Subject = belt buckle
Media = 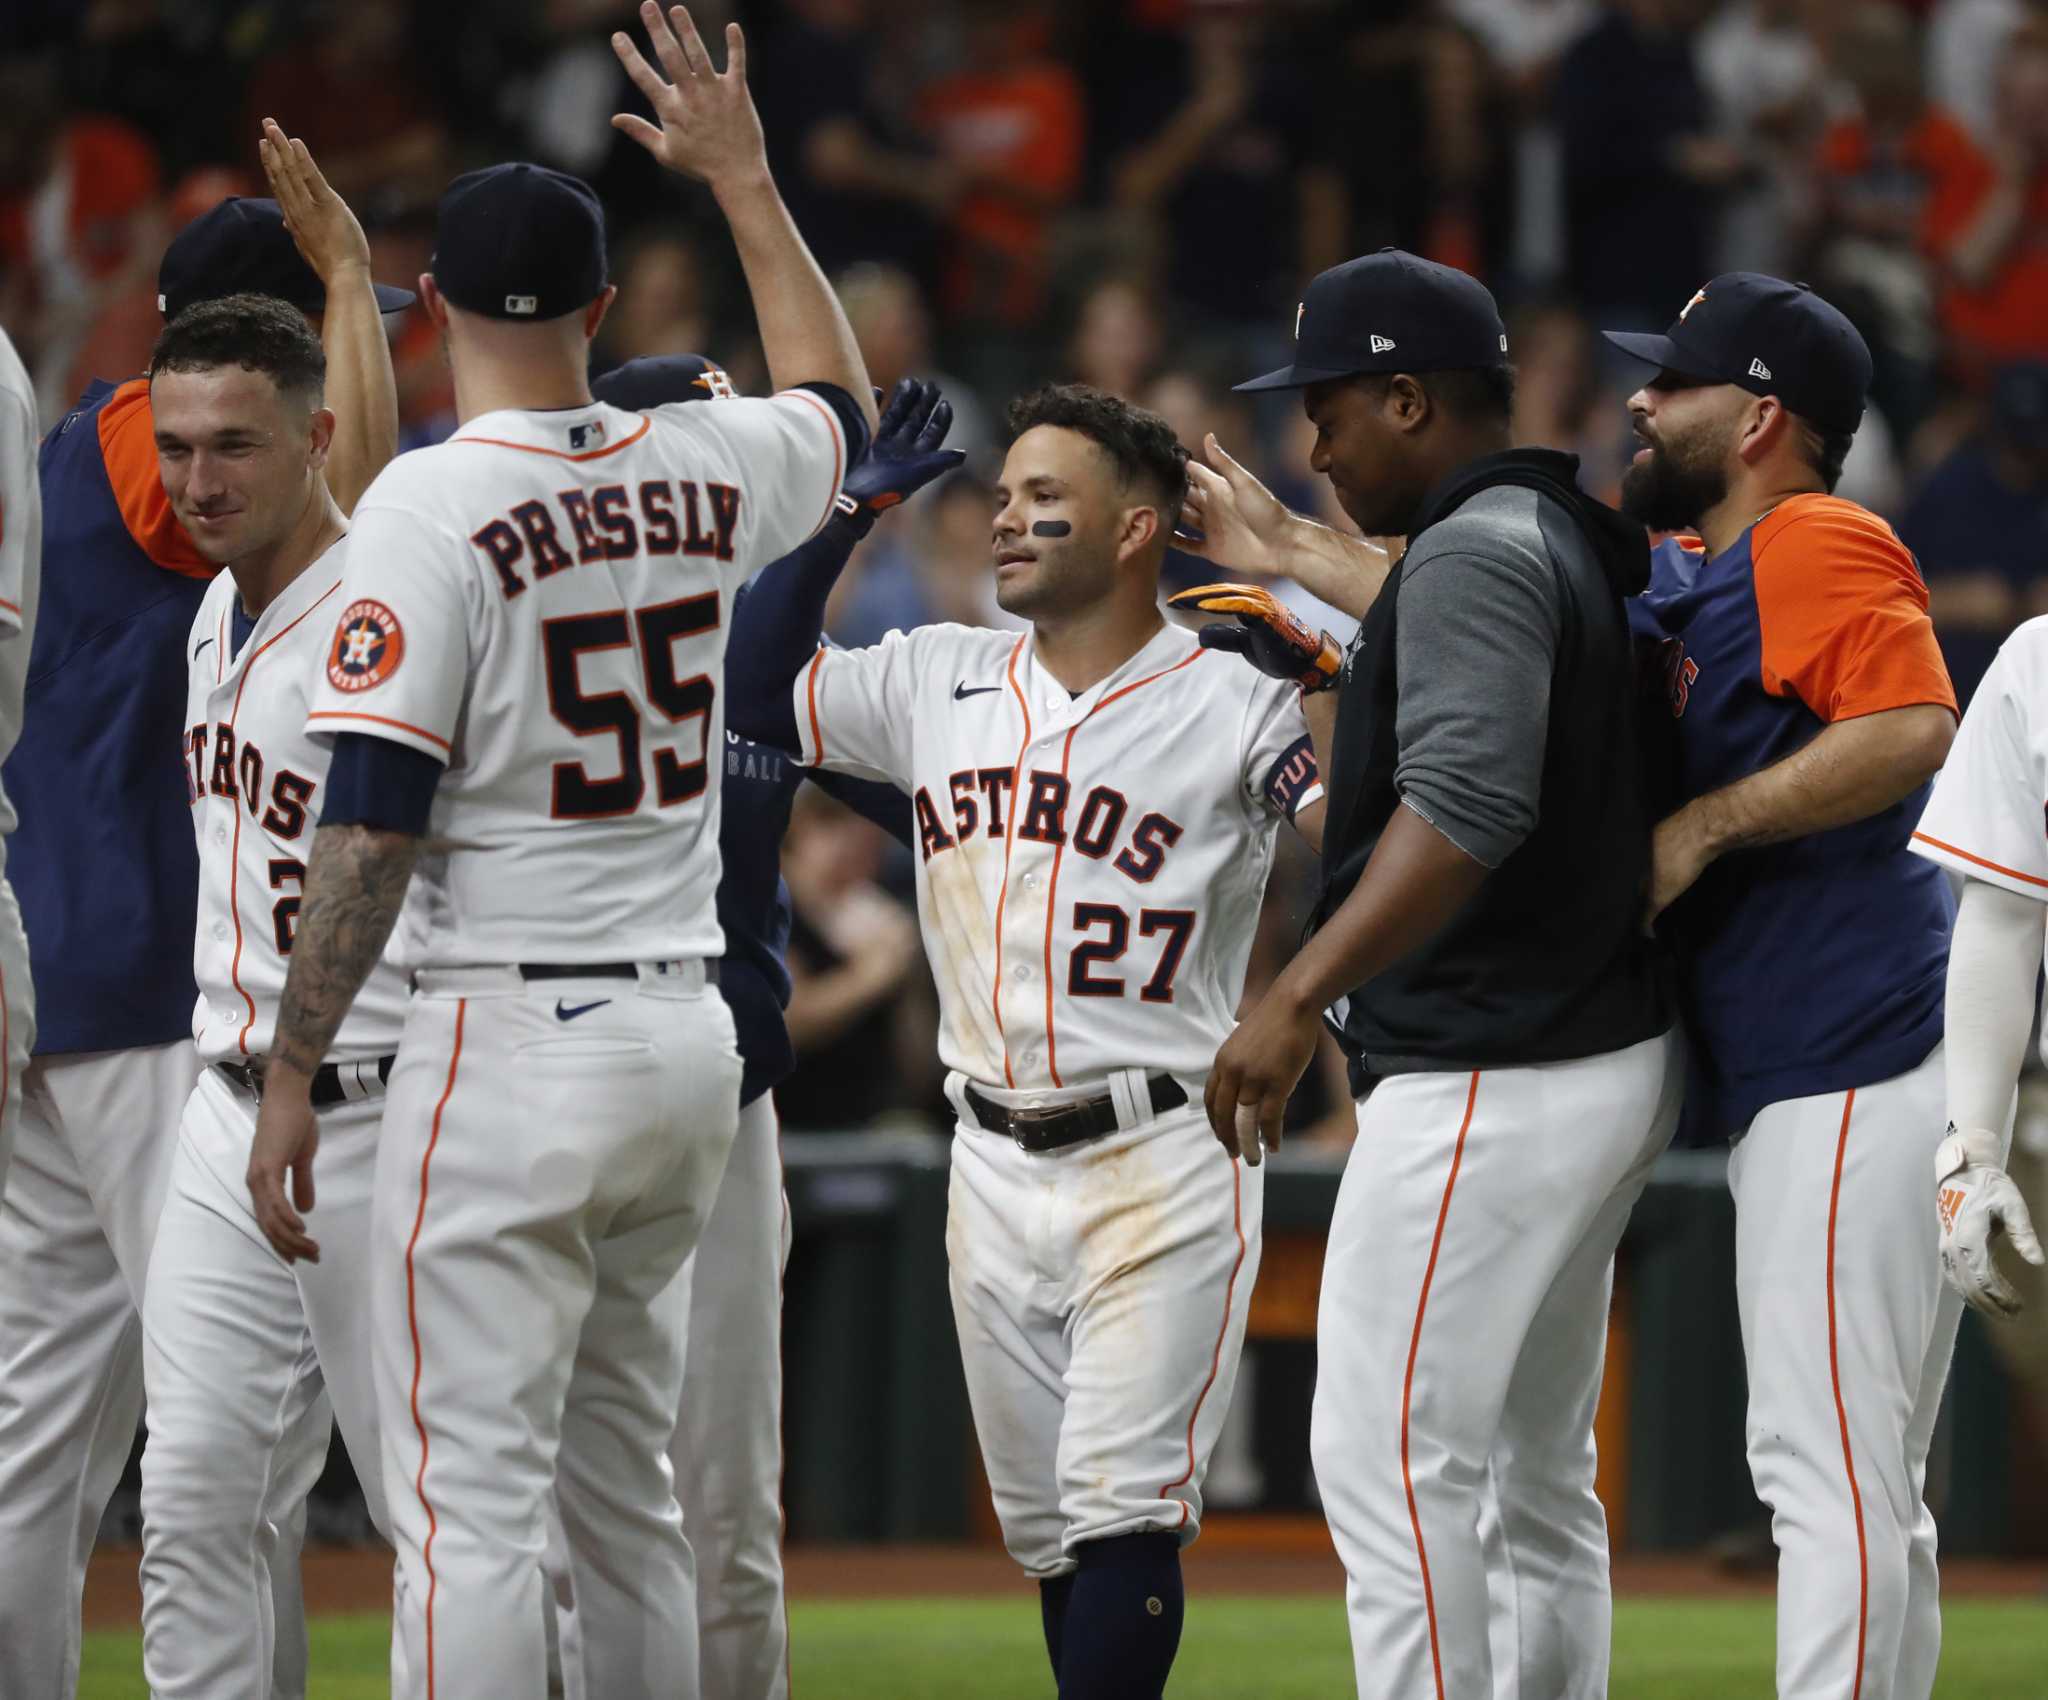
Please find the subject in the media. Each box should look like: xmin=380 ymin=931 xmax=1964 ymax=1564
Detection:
xmin=1005 ymin=1102 xmax=1068 ymax=1149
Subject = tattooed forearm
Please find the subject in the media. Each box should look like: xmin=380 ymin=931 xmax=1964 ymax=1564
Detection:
xmin=269 ymin=823 xmax=420 ymax=1077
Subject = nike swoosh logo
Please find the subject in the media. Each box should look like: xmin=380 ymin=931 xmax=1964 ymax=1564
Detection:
xmin=555 ymin=998 xmax=612 ymax=1022
xmin=194 ymin=637 xmax=216 ymax=658
xmin=953 ymin=682 xmax=1002 ymax=700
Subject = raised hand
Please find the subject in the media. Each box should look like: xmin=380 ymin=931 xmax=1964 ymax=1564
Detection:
xmin=258 ymin=118 xmax=371 ymax=286
xmin=836 ymin=377 xmax=966 ymax=531
xmin=611 ymin=2 xmax=768 ymax=194
xmin=1176 ymin=434 xmax=1296 ymax=577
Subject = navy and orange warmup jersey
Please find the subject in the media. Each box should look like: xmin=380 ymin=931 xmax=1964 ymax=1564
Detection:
xmin=5 ymin=378 xmax=218 ymax=1054
xmin=1630 ymin=494 xmax=1957 ymax=1134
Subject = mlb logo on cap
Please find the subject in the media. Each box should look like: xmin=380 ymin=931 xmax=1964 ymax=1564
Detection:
xmin=431 ymin=163 xmax=609 ymax=323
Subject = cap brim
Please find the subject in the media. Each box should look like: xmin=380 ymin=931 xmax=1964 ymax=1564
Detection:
xmin=373 ymin=282 xmax=417 ymax=314
xmin=1232 ymin=362 xmax=1360 ymax=394
xmin=1600 ymin=330 xmax=1714 ymax=380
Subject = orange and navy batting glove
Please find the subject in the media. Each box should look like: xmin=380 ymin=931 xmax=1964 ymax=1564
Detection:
xmin=1167 ymin=582 xmax=1342 ymax=694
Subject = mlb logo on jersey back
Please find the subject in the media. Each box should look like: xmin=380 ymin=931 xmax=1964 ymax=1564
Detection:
xmin=569 ymin=419 xmax=607 ymax=451
xmin=327 ymin=600 xmax=404 ymax=693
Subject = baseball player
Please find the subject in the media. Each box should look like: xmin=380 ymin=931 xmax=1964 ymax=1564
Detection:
xmin=0 ymin=129 xmax=406 ymax=1700
xmin=727 ymin=379 xmax=1325 ymax=1700
xmin=1610 ymin=276 xmax=1960 ymax=1699
xmin=1910 ymin=624 xmax=2048 ymax=1322
xmin=242 ymin=11 xmax=877 ymax=1694
xmin=0 ymin=323 xmax=40 ymax=1192
xmin=590 ymin=354 xmax=955 ymax=1700
xmin=1197 ymin=252 xmax=1679 ymax=1700
xmin=131 ymin=293 xmax=417 ymax=1698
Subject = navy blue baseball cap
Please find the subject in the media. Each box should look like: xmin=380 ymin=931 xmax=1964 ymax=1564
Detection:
xmin=590 ymin=354 xmax=738 ymax=410
xmin=1604 ymin=274 xmax=1873 ymax=436
xmin=432 ymin=163 xmax=607 ymax=321
xmin=1990 ymin=360 xmax=2048 ymax=450
xmin=1236 ymin=249 xmax=1509 ymax=392
xmin=158 ymin=197 xmax=415 ymax=322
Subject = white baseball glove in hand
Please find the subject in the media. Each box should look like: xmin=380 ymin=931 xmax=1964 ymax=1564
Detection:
xmin=1935 ymin=1124 xmax=2045 ymax=1317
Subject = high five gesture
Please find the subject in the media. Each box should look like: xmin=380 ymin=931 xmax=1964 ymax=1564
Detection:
xmin=612 ymin=3 xmax=768 ymax=193
xmin=610 ymin=0 xmax=874 ymax=427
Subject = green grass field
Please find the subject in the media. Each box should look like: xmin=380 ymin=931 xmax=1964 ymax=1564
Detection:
xmin=79 ymin=1597 xmax=2048 ymax=1698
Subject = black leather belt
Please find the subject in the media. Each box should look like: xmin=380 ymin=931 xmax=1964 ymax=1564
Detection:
xmin=518 ymin=961 xmax=719 ymax=983
xmin=217 ymin=1054 xmax=395 ymax=1110
xmin=963 ymin=1074 xmax=1188 ymax=1153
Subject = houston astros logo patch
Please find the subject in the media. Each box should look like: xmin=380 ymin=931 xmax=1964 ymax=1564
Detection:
xmin=328 ymin=600 xmax=404 ymax=692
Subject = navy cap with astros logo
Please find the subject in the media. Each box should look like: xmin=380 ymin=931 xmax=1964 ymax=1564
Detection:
xmin=1235 ymin=248 xmax=1509 ymax=393
xmin=431 ymin=163 xmax=608 ymax=322
xmin=157 ymin=197 xmax=415 ymax=322
xmin=1603 ymin=274 xmax=1873 ymax=436
xmin=590 ymin=354 xmax=739 ymax=411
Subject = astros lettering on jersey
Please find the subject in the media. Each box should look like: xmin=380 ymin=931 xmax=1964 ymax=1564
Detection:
xmin=300 ymin=390 xmax=848 ymax=968
xmin=794 ymin=619 xmax=1322 ymax=1088
xmin=185 ymin=540 xmax=410 ymax=1069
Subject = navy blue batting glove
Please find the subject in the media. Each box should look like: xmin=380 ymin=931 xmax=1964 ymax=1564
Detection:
xmin=833 ymin=377 xmax=966 ymax=536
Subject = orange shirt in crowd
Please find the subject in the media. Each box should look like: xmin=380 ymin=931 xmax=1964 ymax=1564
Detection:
xmin=917 ymin=62 xmax=1085 ymax=326
xmin=1814 ymin=108 xmax=1990 ymax=260
xmin=0 ymin=117 xmax=160 ymax=286
xmin=1941 ymin=168 xmax=2048 ymax=366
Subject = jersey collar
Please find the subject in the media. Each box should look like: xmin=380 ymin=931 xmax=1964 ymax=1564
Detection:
xmin=1017 ymin=619 xmax=1195 ymax=721
xmin=210 ymin=535 xmax=349 ymax=679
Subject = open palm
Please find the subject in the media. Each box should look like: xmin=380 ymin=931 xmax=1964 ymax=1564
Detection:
xmin=611 ymin=2 xmax=767 ymax=191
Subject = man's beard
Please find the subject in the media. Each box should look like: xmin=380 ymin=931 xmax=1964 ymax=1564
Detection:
xmin=1619 ymin=431 xmax=1729 ymax=534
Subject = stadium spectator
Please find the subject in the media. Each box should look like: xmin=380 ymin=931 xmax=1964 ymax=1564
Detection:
xmin=1093 ymin=0 xmax=1322 ymax=336
xmin=1899 ymin=361 xmax=2048 ymax=703
xmin=836 ymin=263 xmax=997 ymax=470
xmin=0 ymin=55 xmax=163 ymax=420
xmin=1927 ymin=0 xmax=2031 ymax=141
xmin=915 ymin=0 xmax=1086 ymax=330
xmin=593 ymin=228 xmax=718 ymax=374
xmin=238 ymin=0 xmax=446 ymax=206
xmin=1938 ymin=5 xmax=2048 ymax=375
xmin=778 ymin=788 xmax=934 ymax=1132
xmin=1555 ymin=0 xmax=1743 ymax=333
xmin=1506 ymin=300 xmax=1629 ymax=493
xmin=1808 ymin=1 xmax=1990 ymax=437
xmin=752 ymin=0 xmax=953 ymax=286
xmin=1304 ymin=1 xmax=1508 ymax=281
xmin=1453 ymin=0 xmax=1596 ymax=290
xmin=1696 ymin=0 xmax=1829 ymax=273
xmin=1064 ymin=272 xmax=1166 ymax=401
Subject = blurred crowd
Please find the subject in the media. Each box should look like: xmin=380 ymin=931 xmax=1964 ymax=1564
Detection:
xmin=3 ymin=0 xmax=2044 ymax=1133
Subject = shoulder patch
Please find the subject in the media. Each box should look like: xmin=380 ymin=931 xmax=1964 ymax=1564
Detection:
xmin=328 ymin=599 xmax=405 ymax=692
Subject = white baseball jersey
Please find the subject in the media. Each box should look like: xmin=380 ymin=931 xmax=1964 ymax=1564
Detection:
xmin=794 ymin=620 xmax=1321 ymax=1087
xmin=185 ymin=541 xmax=410 ymax=1068
xmin=302 ymin=393 xmax=848 ymax=969
xmin=0 ymin=327 xmax=42 ymax=859
xmin=1912 ymin=616 xmax=2048 ymax=972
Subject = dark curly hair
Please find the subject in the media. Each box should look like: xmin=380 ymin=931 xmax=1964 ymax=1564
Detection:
xmin=1007 ymin=383 xmax=1190 ymax=529
xmin=149 ymin=293 xmax=325 ymax=407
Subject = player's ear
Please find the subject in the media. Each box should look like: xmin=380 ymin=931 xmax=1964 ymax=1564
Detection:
xmin=419 ymin=273 xmax=449 ymax=333
xmin=305 ymin=406 xmax=337 ymax=471
xmin=584 ymin=284 xmax=619 ymax=344
xmin=1117 ymin=501 xmax=1162 ymax=565
xmin=1737 ymin=394 xmax=1788 ymax=467
xmin=1383 ymin=374 xmax=1429 ymax=435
